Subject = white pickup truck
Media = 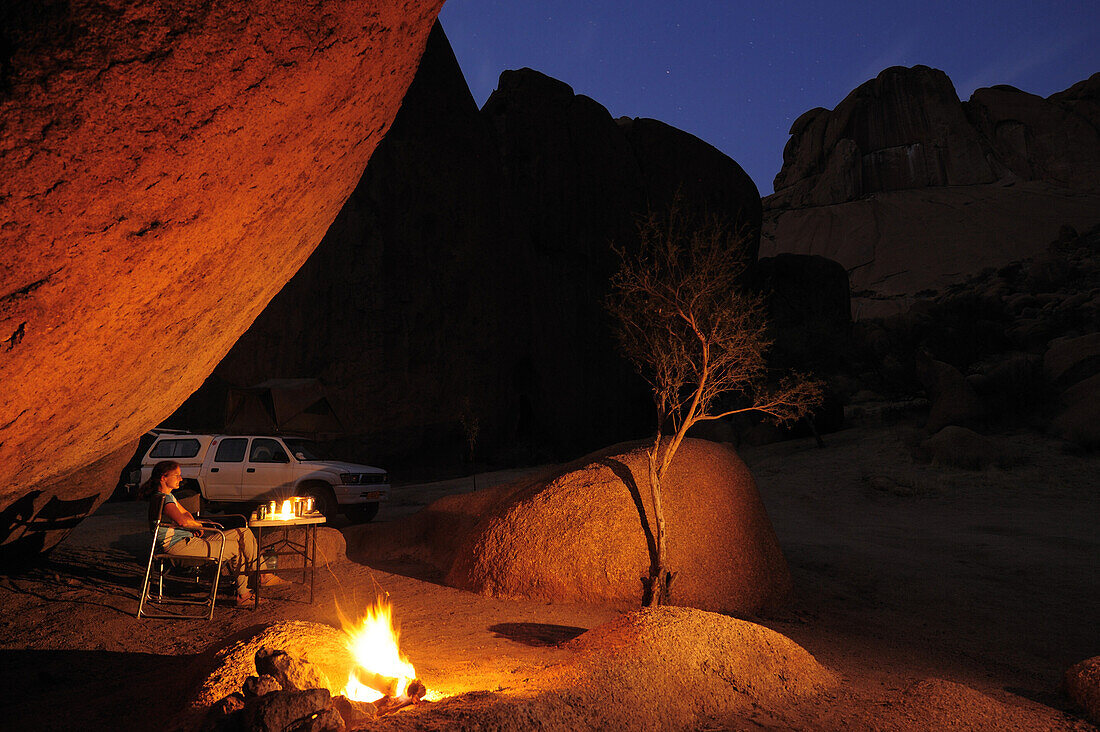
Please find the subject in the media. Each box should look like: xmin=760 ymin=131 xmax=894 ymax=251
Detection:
xmin=136 ymin=432 xmax=389 ymax=522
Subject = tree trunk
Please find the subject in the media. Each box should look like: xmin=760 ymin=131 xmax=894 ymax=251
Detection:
xmin=644 ymin=438 xmax=670 ymax=606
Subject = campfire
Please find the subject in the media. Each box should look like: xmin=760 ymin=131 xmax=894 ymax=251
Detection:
xmin=203 ymin=601 xmax=429 ymax=729
xmin=339 ymin=599 xmax=427 ymax=717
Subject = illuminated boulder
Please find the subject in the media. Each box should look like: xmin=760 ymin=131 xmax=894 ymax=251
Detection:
xmin=0 ymin=0 xmax=443 ymax=561
xmin=444 ymin=439 xmax=792 ymax=615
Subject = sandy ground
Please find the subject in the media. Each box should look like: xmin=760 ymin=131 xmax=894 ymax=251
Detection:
xmin=0 ymin=423 xmax=1096 ymax=730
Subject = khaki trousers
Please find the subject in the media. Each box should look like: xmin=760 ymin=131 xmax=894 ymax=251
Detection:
xmin=166 ymin=527 xmax=259 ymax=595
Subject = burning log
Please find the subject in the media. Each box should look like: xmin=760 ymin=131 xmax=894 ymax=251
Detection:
xmin=404 ymin=679 xmax=427 ymax=701
xmin=371 ymin=678 xmax=427 ymax=716
xmin=350 ymin=669 xmax=403 ymax=698
xmin=332 ymin=679 xmax=426 ymax=726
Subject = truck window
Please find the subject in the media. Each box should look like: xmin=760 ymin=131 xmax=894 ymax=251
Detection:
xmin=282 ymin=438 xmax=324 ymax=460
xmin=149 ymin=438 xmax=201 ymax=459
xmin=214 ymin=438 xmax=247 ymax=463
xmin=249 ymin=438 xmax=288 ymax=463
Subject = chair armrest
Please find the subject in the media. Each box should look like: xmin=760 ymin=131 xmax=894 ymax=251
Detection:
xmin=221 ymin=513 xmax=250 ymax=528
xmin=201 ymin=513 xmax=249 ymax=529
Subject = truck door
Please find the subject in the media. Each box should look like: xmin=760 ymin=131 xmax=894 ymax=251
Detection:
xmin=241 ymin=437 xmax=294 ymax=500
xmin=204 ymin=437 xmax=248 ymax=500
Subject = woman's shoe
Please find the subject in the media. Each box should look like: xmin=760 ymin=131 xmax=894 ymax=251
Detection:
xmin=235 ymin=592 xmax=260 ymax=607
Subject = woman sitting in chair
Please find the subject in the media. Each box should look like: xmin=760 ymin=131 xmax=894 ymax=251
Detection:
xmin=141 ymin=460 xmax=278 ymax=607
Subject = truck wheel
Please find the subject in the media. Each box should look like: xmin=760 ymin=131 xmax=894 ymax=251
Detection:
xmin=343 ymin=503 xmax=380 ymax=524
xmin=302 ymin=486 xmax=337 ymax=520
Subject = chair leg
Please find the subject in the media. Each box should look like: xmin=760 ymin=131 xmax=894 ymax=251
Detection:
xmin=208 ymin=562 xmax=221 ymax=620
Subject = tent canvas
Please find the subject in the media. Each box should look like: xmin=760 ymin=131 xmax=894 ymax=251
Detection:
xmin=224 ymin=379 xmax=343 ymax=437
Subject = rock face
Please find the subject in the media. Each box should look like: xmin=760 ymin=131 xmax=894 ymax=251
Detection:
xmin=915 ymin=355 xmax=985 ymax=433
xmin=190 ymin=22 xmax=519 ymax=463
xmin=1052 ymin=373 xmax=1100 ymax=449
xmin=754 ymin=254 xmax=851 ymax=434
xmin=187 ymin=27 xmax=762 ymax=465
xmin=970 ymin=83 xmax=1100 ymax=193
xmin=771 ymin=66 xmax=996 ymax=207
xmin=444 ymin=439 xmax=792 ymax=614
xmin=1043 ymin=333 xmax=1100 ymax=388
xmin=763 ymin=67 xmax=1100 ymax=314
xmin=0 ymin=0 xmax=444 ymax=562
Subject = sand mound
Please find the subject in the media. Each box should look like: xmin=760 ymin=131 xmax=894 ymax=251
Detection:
xmin=443 ymin=439 xmax=792 ymax=614
xmin=365 ymin=606 xmax=834 ymax=731
xmin=187 ymin=621 xmax=353 ymax=721
xmin=894 ymin=678 xmax=1057 ymax=730
xmin=554 ymin=606 xmax=835 ymax=724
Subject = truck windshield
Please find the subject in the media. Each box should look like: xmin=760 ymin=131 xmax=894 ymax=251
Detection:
xmin=282 ymin=438 xmax=325 ymax=461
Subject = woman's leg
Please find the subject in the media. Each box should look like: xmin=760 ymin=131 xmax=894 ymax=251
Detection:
xmin=230 ymin=527 xmax=259 ymax=570
xmin=219 ymin=528 xmax=261 ymax=597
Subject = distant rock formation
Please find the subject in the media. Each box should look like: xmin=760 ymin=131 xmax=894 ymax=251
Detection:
xmin=0 ymin=0 xmax=444 ymax=562
xmin=844 ymin=223 xmax=1100 ymax=443
xmin=763 ymin=66 xmax=1100 ymax=316
xmin=188 ymin=24 xmax=762 ymax=464
xmin=771 ymin=66 xmax=996 ymax=207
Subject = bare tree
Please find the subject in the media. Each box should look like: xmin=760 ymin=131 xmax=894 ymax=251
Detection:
xmin=607 ymin=203 xmax=823 ymax=606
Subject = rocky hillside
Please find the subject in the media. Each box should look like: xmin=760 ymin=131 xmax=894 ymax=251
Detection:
xmin=176 ymin=24 xmax=763 ymax=466
xmin=762 ymin=66 xmax=1100 ymax=316
xmin=844 ymin=223 xmax=1100 ymax=450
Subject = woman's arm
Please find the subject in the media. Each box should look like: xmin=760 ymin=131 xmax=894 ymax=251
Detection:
xmin=163 ymin=500 xmax=204 ymax=535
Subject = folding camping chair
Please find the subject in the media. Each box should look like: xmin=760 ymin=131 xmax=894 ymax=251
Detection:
xmin=137 ymin=499 xmax=229 ymax=620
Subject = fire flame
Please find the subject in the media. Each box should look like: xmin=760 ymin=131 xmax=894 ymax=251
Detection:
xmin=340 ymin=600 xmax=416 ymax=703
xmin=271 ymin=499 xmax=295 ymax=520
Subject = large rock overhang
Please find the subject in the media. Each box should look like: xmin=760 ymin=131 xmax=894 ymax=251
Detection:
xmin=0 ymin=0 xmax=444 ymax=560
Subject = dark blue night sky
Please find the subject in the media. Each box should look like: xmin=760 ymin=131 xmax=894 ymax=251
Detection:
xmin=439 ymin=1 xmax=1100 ymax=194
